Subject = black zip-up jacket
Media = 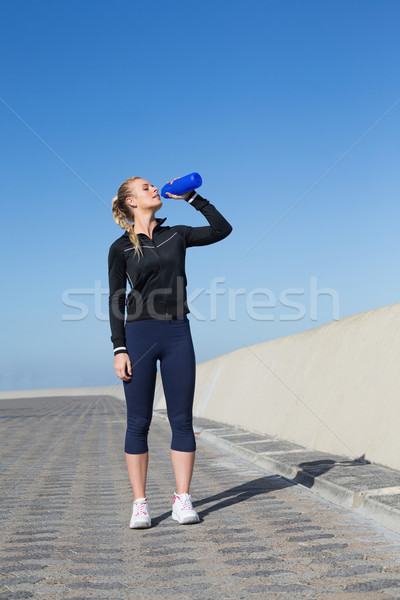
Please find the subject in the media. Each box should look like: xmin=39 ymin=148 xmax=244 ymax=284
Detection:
xmin=108 ymin=191 xmax=233 ymax=355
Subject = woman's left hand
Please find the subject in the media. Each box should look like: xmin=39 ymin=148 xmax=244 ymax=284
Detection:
xmin=165 ymin=177 xmax=193 ymax=200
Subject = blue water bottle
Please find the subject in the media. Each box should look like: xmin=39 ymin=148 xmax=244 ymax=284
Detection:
xmin=161 ymin=172 xmax=202 ymax=198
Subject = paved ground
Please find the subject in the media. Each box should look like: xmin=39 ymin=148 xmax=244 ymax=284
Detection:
xmin=183 ymin=412 xmax=400 ymax=535
xmin=1 ymin=394 xmax=400 ymax=599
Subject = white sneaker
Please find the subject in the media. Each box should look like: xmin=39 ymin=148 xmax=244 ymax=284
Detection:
xmin=129 ymin=497 xmax=151 ymax=529
xmin=172 ymin=492 xmax=200 ymax=524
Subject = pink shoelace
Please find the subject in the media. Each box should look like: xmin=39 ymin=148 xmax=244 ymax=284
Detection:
xmin=134 ymin=500 xmax=148 ymax=516
xmin=176 ymin=493 xmax=192 ymax=511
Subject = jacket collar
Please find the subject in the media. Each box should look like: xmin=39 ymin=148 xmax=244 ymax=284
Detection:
xmin=124 ymin=217 xmax=167 ymax=237
xmin=144 ymin=216 xmax=167 ymax=234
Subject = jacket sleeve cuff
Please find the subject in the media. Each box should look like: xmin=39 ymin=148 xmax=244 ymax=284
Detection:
xmin=114 ymin=346 xmax=128 ymax=356
xmin=185 ymin=190 xmax=208 ymax=209
xmin=112 ymin=337 xmax=127 ymax=355
xmin=185 ymin=190 xmax=198 ymax=203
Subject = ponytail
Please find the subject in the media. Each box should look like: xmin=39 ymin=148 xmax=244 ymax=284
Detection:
xmin=111 ymin=178 xmax=143 ymax=259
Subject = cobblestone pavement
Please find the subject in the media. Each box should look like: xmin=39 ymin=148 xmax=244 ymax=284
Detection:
xmin=1 ymin=394 xmax=400 ymax=600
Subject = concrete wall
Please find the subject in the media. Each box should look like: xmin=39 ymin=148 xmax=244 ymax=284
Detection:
xmin=156 ymin=302 xmax=400 ymax=471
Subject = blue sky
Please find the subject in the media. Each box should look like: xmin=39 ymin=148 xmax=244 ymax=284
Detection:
xmin=1 ymin=0 xmax=399 ymax=391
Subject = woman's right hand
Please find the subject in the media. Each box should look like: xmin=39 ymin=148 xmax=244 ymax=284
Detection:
xmin=114 ymin=353 xmax=132 ymax=381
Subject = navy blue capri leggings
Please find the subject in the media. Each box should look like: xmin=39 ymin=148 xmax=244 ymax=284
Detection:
xmin=123 ymin=316 xmax=196 ymax=454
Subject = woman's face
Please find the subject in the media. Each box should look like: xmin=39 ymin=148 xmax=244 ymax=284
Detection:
xmin=127 ymin=178 xmax=162 ymax=213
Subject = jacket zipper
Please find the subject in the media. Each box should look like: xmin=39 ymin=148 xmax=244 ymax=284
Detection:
xmin=152 ymin=238 xmax=169 ymax=316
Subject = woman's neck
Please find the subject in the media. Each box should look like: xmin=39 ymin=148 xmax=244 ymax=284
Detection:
xmin=133 ymin=212 xmax=158 ymax=239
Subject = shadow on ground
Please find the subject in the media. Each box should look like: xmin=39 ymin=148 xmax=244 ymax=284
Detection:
xmin=293 ymin=454 xmax=371 ymax=489
xmin=151 ymin=475 xmax=294 ymax=526
xmin=152 ymin=456 xmax=373 ymax=526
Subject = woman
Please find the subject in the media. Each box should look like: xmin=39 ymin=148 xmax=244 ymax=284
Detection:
xmin=108 ymin=176 xmax=232 ymax=529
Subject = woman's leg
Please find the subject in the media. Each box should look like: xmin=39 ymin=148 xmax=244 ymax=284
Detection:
xmin=125 ymin=452 xmax=149 ymax=500
xmin=160 ymin=317 xmax=197 ymax=494
xmin=123 ymin=320 xmax=160 ymax=500
xmin=170 ymin=449 xmax=195 ymax=494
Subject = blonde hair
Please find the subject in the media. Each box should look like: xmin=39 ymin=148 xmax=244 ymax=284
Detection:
xmin=112 ymin=176 xmax=143 ymax=259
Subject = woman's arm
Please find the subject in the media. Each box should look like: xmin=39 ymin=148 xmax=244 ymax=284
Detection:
xmin=176 ymin=191 xmax=233 ymax=247
xmin=108 ymin=241 xmax=128 ymax=356
xmin=108 ymin=242 xmax=133 ymax=381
